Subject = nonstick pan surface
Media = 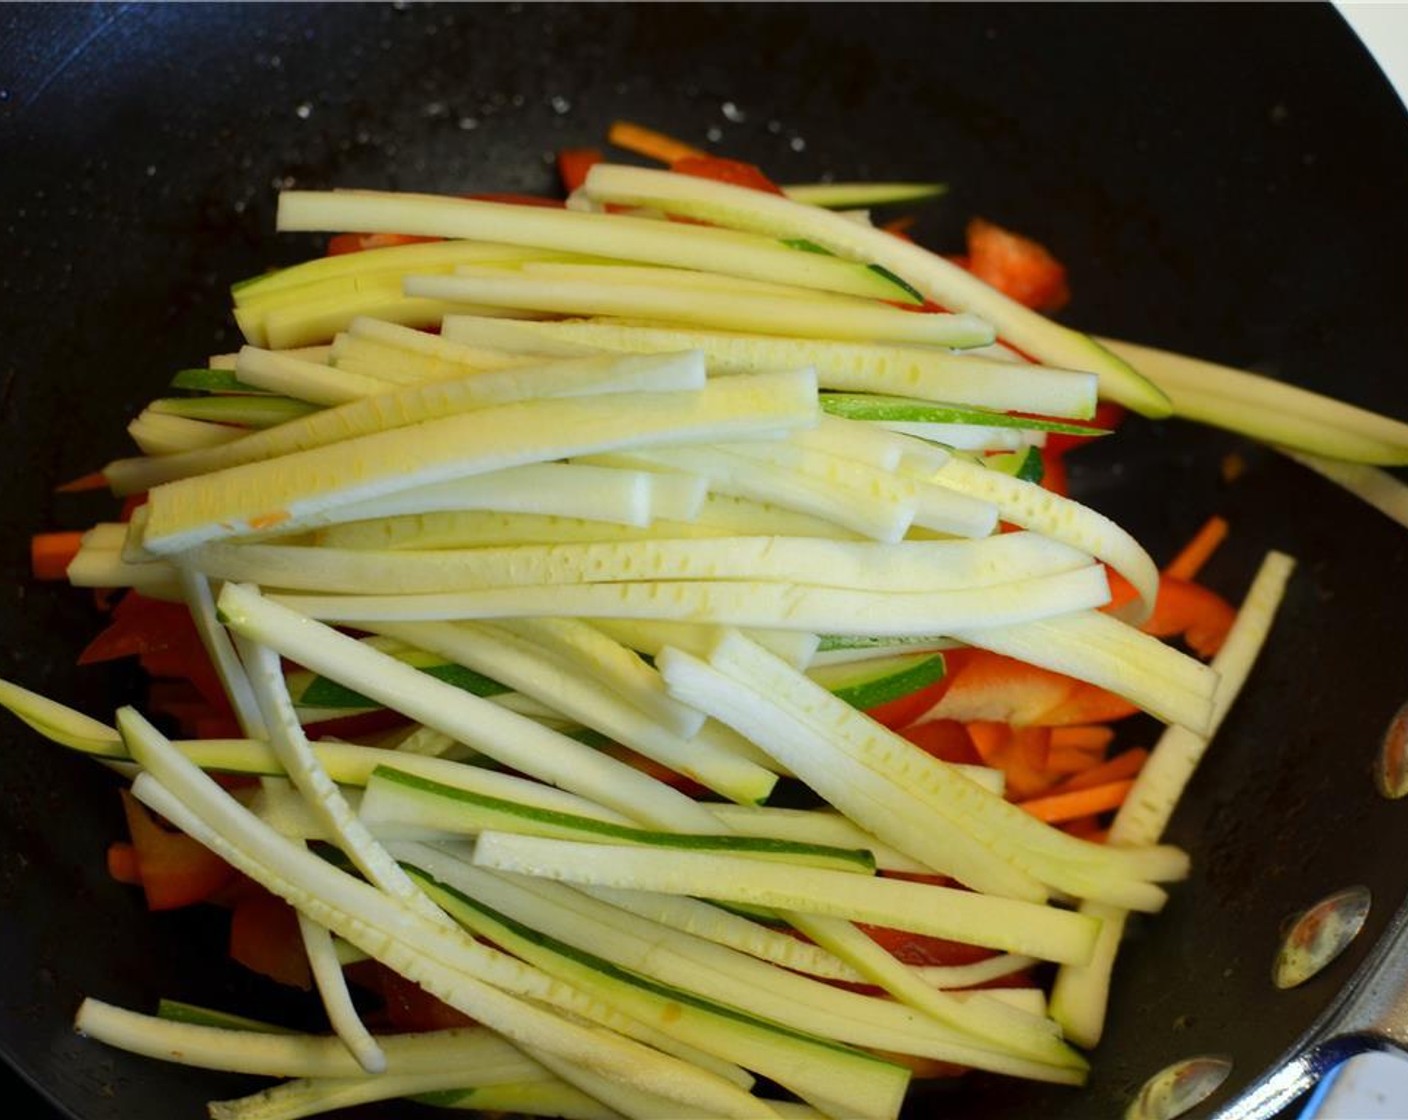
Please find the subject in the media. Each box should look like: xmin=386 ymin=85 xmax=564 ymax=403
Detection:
xmin=2 ymin=4 xmax=1407 ymax=1118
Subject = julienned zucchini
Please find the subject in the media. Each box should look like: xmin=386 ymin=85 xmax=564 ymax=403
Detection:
xmin=806 ymin=651 xmax=945 ymax=711
xmin=360 ymin=766 xmax=875 ymax=874
xmin=580 ymin=164 xmax=1172 ymax=417
xmin=286 ymin=635 xmax=509 ymax=711
xmin=818 ymin=392 xmax=1108 ymax=436
xmin=401 ymin=860 xmax=912 ymax=1120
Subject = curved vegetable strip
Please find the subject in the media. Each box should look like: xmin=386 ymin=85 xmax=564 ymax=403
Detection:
xmin=106 ymin=349 xmax=708 ymax=497
xmin=190 ymin=534 xmax=1089 ymax=597
xmin=441 ymin=316 xmax=1100 ymax=420
xmin=680 ymin=635 xmax=1187 ymax=899
xmin=268 ymin=566 xmax=1112 ymax=636
xmin=137 ymin=370 xmax=815 ymax=555
xmin=118 ymin=718 xmax=772 ymax=1118
xmin=407 ymin=268 xmax=991 ymax=347
xmin=929 ymin=456 xmax=1159 ymax=626
xmin=294 ymin=912 xmax=387 ymax=1075
xmin=216 ymin=583 xmax=719 ymax=833
xmin=948 ymin=611 xmax=1216 ymax=734
xmin=1101 ymin=338 xmax=1408 ymax=465
xmin=580 ymin=165 xmax=1170 ymax=416
xmin=1048 ymin=550 xmax=1296 ymax=1048
xmin=400 ymin=846 xmax=1085 ymax=1078
xmin=1281 ymin=449 xmax=1408 ymax=530
xmin=74 ymin=1002 xmax=534 ymax=1080
xmin=277 ymin=190 xmax=919 ymax=305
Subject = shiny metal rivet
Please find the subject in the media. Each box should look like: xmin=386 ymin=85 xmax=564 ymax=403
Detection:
xmin=1125 ymin=1055 xmax=1234 ymax=1120
xmin=1273 ymin=885 xmax=1371 ymax=990
xmin=1375 ymin=701 xmax=1408 ymax=799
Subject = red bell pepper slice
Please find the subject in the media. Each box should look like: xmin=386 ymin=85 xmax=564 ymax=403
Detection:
xmin=326 ymin=232 xmax=442 ymax=256
xmin=669 ymin=155 xmax=785 ymax=195
xmin=557 ymin=147 xmax=603 ymax=194
xmin=898 ymin=719 xmax=984 ymax=766
xmin=347 ymin=959 xmax=477 ymax=1032
xmin=118 ymin=789 xmax=237 ymax=911
xmin=229 ymin=888 xmax=313 ymax=990
xmin=964 ymin=217 xmax=1070 ymax=313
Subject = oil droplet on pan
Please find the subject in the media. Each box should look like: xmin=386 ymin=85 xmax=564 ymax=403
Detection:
xmin=1274 ymin=885 xmax=1371 ymax=990
xmin=1375 ymin=700 xmax=1408 ymax=798
xmin=1126 ymin=1055 xmax=1233 ymax=1120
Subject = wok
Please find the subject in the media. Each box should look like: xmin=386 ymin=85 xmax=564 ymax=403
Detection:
xmin=2 ymin=3 xmax=1407 ymax=1117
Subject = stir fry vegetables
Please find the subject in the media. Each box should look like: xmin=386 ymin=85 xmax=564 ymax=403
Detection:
xmin=5 ymin=120 xmax=1406 ymax=1120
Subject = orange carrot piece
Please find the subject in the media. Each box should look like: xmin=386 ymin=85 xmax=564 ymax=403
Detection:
xmin=1049 ymin=747 xmax=1149 ymax=795
xmin=1049 ymin=725 xmax=1117 ymax=752
xmin=965 ymin=217 xmax=1070 ymax=314
xmin=1046 ymin=745 xmax=1105 ymax=775
xmin=1019 ymin=779 xmax=1136 ymax=824
xmin=55 ymin=470 xmax=109 ymax=493
xmin=607 ymin=120 xmax=707 ymax=164
xmin=1165 ymin=515 xmax=1230 ymax=581
xmin=30 ymin=531 xmax=84 ymax=581
xmin=964 ymin=721 xmax=1011 ymax=767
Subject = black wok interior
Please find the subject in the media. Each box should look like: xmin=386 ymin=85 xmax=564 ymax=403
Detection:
xmin=2 ymin=4 xmax=1407 ymax=1118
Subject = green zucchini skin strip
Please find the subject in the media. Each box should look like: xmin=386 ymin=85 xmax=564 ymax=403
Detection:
xmin=118 ymin=712 xmax=772 ymax=1117
xmin=398 ymin=845 xmax=1086 ymax=1079
xmin=819 ymin=392 xmax=1107 ymax=436
xmin=471 ymin=831 xmax=1101 ymax=965
xmin=400 ymin=861 xmax=912 ymax=1120
xmin=361 ymin=765 xmax=874 ymax=872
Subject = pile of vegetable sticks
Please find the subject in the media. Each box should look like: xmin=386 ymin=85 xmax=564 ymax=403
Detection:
xmin=6 ymin=121 xmax=1408 ymax=1120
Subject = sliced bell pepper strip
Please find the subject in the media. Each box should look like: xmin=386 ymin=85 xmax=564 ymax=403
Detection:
xmin=670 ymin=155 xmax=785 ymax=195
xmin=119 ymin=789 xmax=238 ymax=911
xmin=347 ymin=959 xmax=478 ymax=1032
xmin=898 ymin=718 xmax=984 ymax=766
xmin=1106 ymin=570 xmax=1236 ymax=658
xmin=964 ymin=216 xmax=1070 ymax=314
xmin=106 ymin=841 xmax=142 ymax=886
xmin=228 ymin=888 xmax=312 ymax=990
xmin=557 ymin=146 xmax=603 ymax=193
xmin=326 ymin=231 xmax=442 ymax=256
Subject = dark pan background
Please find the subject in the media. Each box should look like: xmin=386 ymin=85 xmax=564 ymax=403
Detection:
xmin=2 ymin=4 xmax=1407 ymax=1118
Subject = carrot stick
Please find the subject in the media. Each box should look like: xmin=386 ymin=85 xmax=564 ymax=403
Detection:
xmin=1049 ymin=725 xmax=1116 ymax=752
xmin=1046 ymin=742 xmax=1108 ymax=775
xmin=1018 ymin=779 xmax=1136 ymax=824
xmin=1165 ymin=515 xmax=1230 ymax=580
xmin=55 ymin=470 xmax=110 ymax=493
xmin=1049 ymin=747 xmax=1149 ymax=795
xmin=607 ymin=120 xmax=707 ymax=164
xmin=30 ymin=531 xmax=85 ymax=580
